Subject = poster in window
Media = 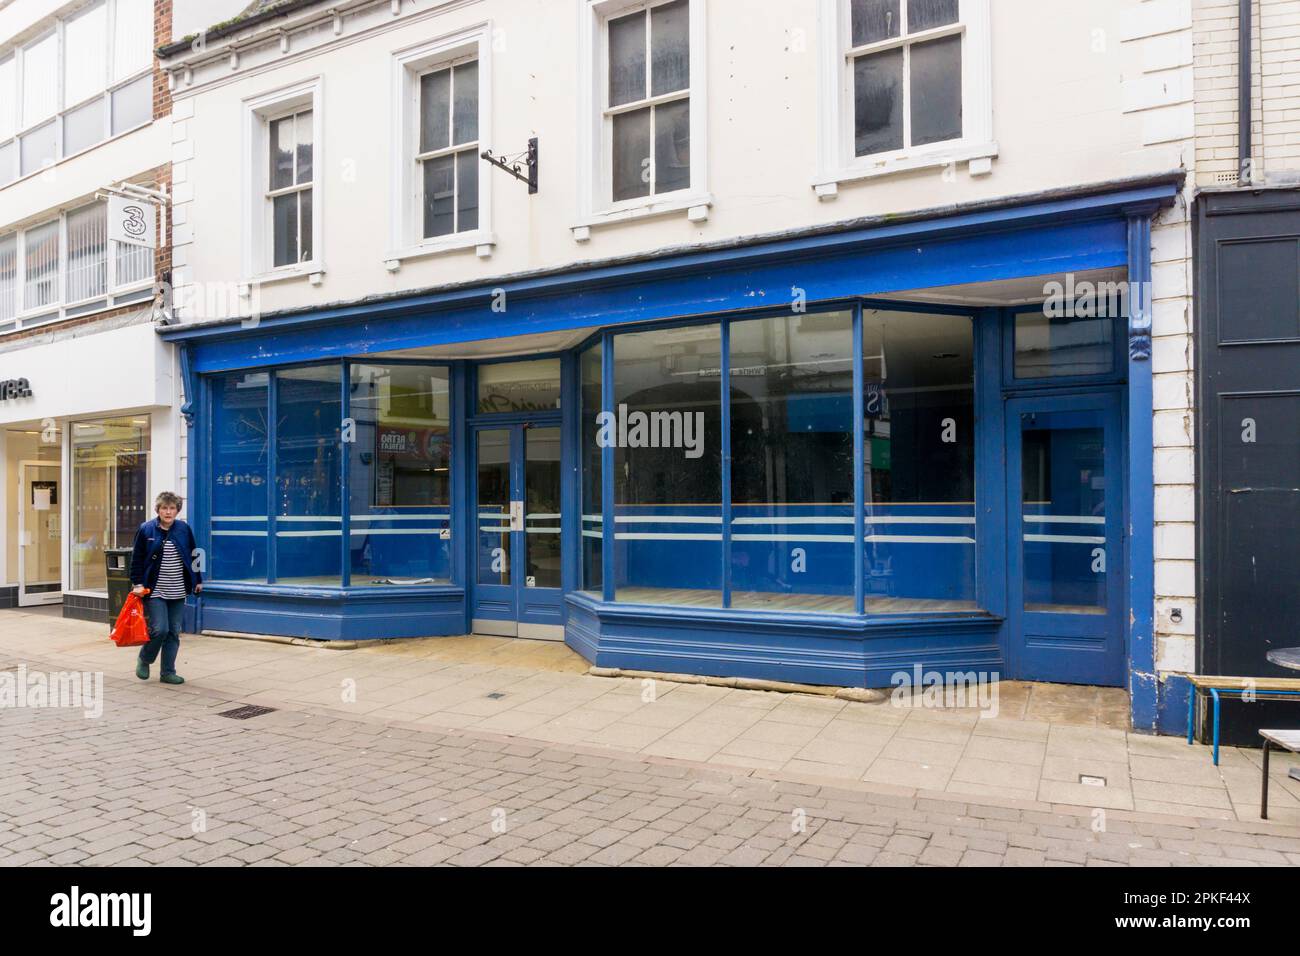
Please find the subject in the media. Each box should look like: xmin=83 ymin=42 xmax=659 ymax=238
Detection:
xmin=376 ymin=458 xmax=394 ymax=507
xmin=31 ymin=480 xmax=57 ymax=509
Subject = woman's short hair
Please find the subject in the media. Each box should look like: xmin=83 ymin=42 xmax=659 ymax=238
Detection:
xmin=155 ymin=491 xmax=184 ymax=512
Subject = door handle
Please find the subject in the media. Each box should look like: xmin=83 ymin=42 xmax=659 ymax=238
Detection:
xmin=509 ymin=501 xmax=524 ymax=532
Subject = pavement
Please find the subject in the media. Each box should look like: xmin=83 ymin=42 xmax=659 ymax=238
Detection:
xmin=1 ymin=608 xmax=1299 ymax=866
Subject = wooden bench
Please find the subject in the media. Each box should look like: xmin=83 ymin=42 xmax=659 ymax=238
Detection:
xmin=1186 ymin=676 xmax=1300 ymax=765
xmin=1260 ymin=730 xmax=1300 ymax=820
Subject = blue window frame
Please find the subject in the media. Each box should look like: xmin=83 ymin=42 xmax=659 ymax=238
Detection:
xmin=211 ymin=371 xmax=271 ymax=583
xmin=205 ymin=359 xmax=454 ymax=589
xmin=1004 ymin=303 xmax=1127 ymax=389
xmin=348 ymin=363 xmax=453 ymax=586
xmin=582 ymin=300 xmax=984 ymax=617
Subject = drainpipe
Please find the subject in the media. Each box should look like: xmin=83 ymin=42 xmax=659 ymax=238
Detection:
xmin=1239 ymin=0 xmax=1253 ymax=185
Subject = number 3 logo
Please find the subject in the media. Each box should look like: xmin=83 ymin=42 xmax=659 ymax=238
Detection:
xmin=122 ymin=204 xmax=147 ymax=238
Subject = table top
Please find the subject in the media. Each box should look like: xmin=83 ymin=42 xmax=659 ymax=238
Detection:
xmin=1267 ymin=647 xmax=1300 ymax=671
xmin=1261 ymin=729 xmax=1300 ymax=750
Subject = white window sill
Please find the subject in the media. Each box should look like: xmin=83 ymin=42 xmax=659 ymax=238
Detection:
xmin=814 ymin=142 xmax=999 ymax=199
xmin=572 ymin=192 xmax=713 ymax=241
xmin=1 ymin=118 xmax=155 ymax=194
xmin=17 ymin=306 xmax=63 ymax=323
xmin=2 ymin=285 xmax=156 ymax=336
xmin=240 ymin=263 xmax=325 ymax=294
xmin=66 ymin=282 xmax=151 ymax=312
xmin=384 ymin=231 xmax=497 ymax=271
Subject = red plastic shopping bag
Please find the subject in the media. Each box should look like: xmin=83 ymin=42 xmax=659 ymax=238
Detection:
xmin=110 ymin=590 xmax=151 ymax=647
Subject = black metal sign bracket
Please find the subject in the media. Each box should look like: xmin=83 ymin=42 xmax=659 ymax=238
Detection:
xmin=481 ymin=137 xmax=538 ymax=195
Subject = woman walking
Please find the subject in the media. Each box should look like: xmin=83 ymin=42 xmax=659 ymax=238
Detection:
xmin=130 ymin=491 xmax=203 ymax=685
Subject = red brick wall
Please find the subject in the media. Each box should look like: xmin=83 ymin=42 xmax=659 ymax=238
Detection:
xmin=0 ymin=302 xmax=153 ymax=345
xmin=153 ymin=0 xmax=173 ymax=122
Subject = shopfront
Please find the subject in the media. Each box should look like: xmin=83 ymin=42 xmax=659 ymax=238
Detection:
xmin=0 ymin=318 xmax=180 ymax=619
xmin=167 ymin=179 xmax=1174 ymax=695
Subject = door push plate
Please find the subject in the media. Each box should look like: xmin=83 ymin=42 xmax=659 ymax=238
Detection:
xmin=509 ymin=501 xmax=524 ymax=532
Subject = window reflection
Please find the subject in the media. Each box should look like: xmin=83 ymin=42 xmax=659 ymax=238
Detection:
xmin=349 ymin=365 xmax=451 ymax=585
xmin=863 ymin=310 xmax=977 ymax=613
xmin=275 ymin=365 xmax=342 ymax=585
xmin=70 ymin=416 xmax=150 ymax=593
xmin=730 ymin=312 xmax=855 ymax=613
xmin=613 ymin=325 xmax=723 ymax=607
xmin=211 ymin=372 xmax=270 ymax=583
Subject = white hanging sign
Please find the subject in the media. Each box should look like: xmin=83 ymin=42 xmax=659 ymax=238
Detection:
xmin=107 ymin=195 xmax=157 ymax=249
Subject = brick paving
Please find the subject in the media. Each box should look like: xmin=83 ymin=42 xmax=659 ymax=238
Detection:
xmin=8 ymin=610 xmax=1300 ymax=824
xmin=3 ymin=651 xmax=1299 ymax=867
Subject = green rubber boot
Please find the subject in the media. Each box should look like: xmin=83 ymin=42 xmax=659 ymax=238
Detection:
xmin=135 ymin=660 xmax=149 ymax=681
xmin=160 ymin=673 xmax=185 ymax=685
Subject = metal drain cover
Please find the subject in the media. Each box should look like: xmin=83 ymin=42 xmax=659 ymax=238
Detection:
xmin=218 ymin=705 xmax=277 ymax=720
xmin=1079 ymin=774 xmax=1107 ymax=788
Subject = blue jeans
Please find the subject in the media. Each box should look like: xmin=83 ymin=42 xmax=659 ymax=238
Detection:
xmin=139 ymin=597 xmax=185 ymax=676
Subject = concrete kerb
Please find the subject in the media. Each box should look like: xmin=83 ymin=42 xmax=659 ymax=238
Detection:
xmin=587 ymin=665 xmax=888 ymax=703
xmin=201 ymin=629 xmax=362 ymax=650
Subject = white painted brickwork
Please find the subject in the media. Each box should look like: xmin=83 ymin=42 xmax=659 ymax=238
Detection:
xmin=1124 ymin=1 xmax=1199 ymax=679
xmin=1194 ymin=0 xmax=1300 ymax=185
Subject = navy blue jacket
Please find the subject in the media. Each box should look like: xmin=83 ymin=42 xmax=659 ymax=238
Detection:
xmin=130 ymin=518 xmax=203 ymax=595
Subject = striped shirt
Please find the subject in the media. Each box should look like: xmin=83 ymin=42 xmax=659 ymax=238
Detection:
xmin=154 ymin=536 xmax=188 ymax=599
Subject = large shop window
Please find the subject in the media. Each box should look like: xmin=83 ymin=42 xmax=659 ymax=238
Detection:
xmin=862 ymin=309 xmax=977 ymax=611
xmin=276 ymin=366 xmax=342 ymax=585
xmin=349 ymin=364 xmax=452 ymax=585
xmin=209 ymin=363 xmax=452 ymax=588
xmin=580 ymin=343 xmax=604 ymax=594
xmin=212 ymin=372 xmax=271 ymax=583
xmin=730 ymin=311 xmax=855 ymax=613
xmin=70 ymin=416 xmax=150 ymax=593
xmin=612 ymin=324 xmax=724 ymax=607
xmin=586 ymin=307 xmax=980 ymax=616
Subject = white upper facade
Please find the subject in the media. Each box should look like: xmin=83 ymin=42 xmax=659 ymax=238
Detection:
xmin=161 ymin=0 xmax=1196 ymax=322
xmin=0 ymin=0 xmax=170 ymax=333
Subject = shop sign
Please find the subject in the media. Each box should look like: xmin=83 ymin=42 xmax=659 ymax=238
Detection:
xmin=0 ymin=378 xmax=33 ymax=401
xmin=31 ymin=480 xmax=57 ymax=509
xmin=865 ymin=383 xmax=889 ymax=419
xmin=108 ymin=195 xmax=157 ymax=249
xmin=377 ymin=426 xmax=444 ymax=460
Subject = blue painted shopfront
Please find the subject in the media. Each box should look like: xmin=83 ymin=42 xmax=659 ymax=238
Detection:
xmin=163 ymin=176 xmax=1184 ymax=731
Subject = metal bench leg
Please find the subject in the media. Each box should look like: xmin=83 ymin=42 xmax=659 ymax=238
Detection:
xmin=1261 ymin=740 xmax=1270 ymax=820
xmin=1211 ymin=688 xmax=1221 ymax=766
xmin=1187 ymin=685 xmax=1196 ymax=745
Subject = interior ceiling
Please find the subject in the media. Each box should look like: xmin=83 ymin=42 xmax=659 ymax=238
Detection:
xmin=884 ymin=267 xmax=1127 ymax=307
xmin=369 ymin=326 xmax=604 ymax=360
xmin=364 ymin=268 xmax=1125 ymax=359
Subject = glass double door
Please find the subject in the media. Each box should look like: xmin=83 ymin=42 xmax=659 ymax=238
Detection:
xmin=1006 ymin=393 xmax=1125 ymax=686
xmin=472 ymin=423 xmax=565 ymax=639
xmin=19 ymin=461 xmax=63 ymax=606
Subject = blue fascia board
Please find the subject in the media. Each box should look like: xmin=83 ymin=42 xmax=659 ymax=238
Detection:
xmin=168 ymin=181 xmax=1177 ymax=369
xmin=186 ymin=217 xmax=1130 ymax=373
